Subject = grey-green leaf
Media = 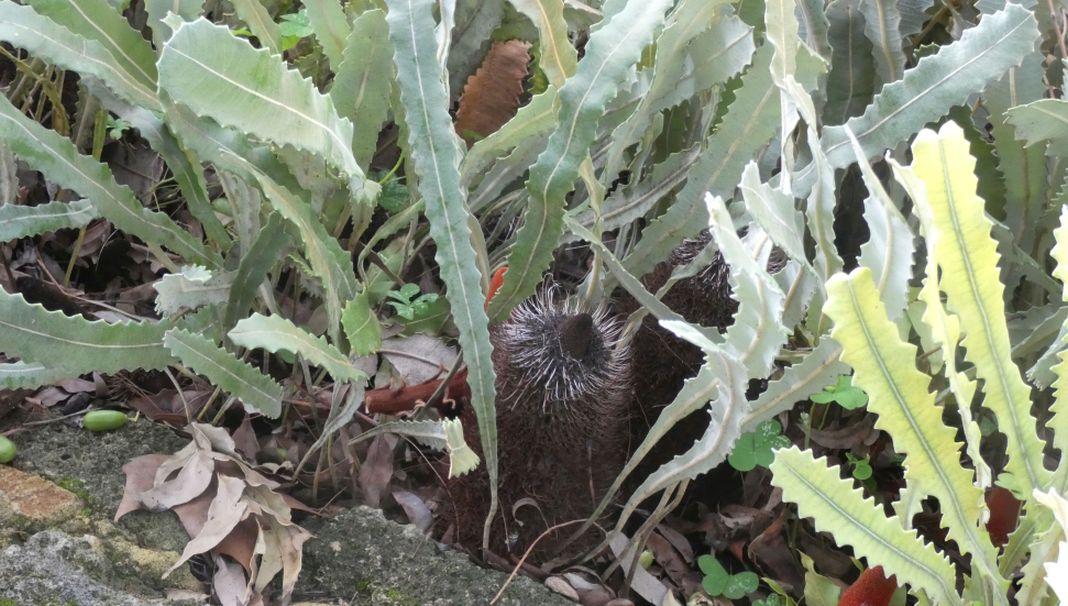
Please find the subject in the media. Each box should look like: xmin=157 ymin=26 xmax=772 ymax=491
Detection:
xmin=489 ymin=0 xmax=674 ymax=316
xmin=0 ymin=288 xmax=172 ymax=375
xmin=0 ymin=2 xmax=158 ymax=110
xmin=821 ymin=4 xmax=1040 ymax=169
xmin=0 ymin=361 xmax=74 ymax=390
xmin=342 ymin=292 xmax=382 ymax=356
xmin=229 ymin=313 xmax=366 ymax=384
xmin=0 ymin=199 xmax=97 ymax=241
xmin=164 ymin=328 xmax=283 ymax=418
xmin=25 ymin=0 xmax=158 ymax=90
xmin=158 ymin=18 xmax=374 ymax=201
xmin=0 ymin=94 xmax=218 ymax=267
xmin=386 ymin=0 xmax=498 ymax=544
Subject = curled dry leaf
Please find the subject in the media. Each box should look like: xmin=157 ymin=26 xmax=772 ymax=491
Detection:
xmin=381 ymin=334 xmax=457 ymax=385
xmin=454 ymin=40 xmax=532 ymax=146
xmin=115 ymin=422 xmax=311 ymax=603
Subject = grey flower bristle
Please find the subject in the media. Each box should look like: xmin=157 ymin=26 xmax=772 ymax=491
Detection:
xmin=496 ymin=289 xmax=629 ymax=415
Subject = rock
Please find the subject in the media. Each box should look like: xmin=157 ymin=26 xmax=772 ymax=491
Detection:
xmin=298 ymin=507 xmax=575 ymax=605
xmin=12 ymin=418 xmax=190 ymax=552
xmin=0 ymin=529 xmax=207 ymax=605
xmin=0 ymin=465 xmax=84 ymax=532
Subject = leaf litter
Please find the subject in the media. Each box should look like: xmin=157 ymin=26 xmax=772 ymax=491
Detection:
xmin=116 ymin=422 xmax=311 ymax=604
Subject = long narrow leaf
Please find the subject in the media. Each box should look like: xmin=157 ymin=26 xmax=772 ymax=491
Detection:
xmin=771 ymin=447 xmax=959 ymax=605
xmin=488 ymin=0 xmax=673 ymax=317
xmin=0 ymin=94 xmax=217 ymax=267
xmin=820 ymin=4 xmax=1039 ymax=169
xmin=825 ymin=268 xmax=1007 ymax=594
xmin=229 ymin=313 xmax=366 ymax=384
xmin=164 ymin=328 xmax=282 ymax=418
xmin=158 ymin=18 xmax=375 ymax=201
xmin=0 ymin=288 xmax=171 ymax=375
xmin=0 ymin=199 xmax=96 ymax=241
xmin=0 ymin=2 xmax=158 ymax=111
xmin=25 ymin=0 xmax=157 ymax=90
xmin=895 ymin=123 xmax=1050 ymax=496
xmin=385 ymin=0 xmax=499 ymax=546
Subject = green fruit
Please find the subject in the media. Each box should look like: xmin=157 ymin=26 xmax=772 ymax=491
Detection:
xmin=83 ymin=410 xmax=127 ymax=432
xmin=0 ymin=436 xmax=15 ymax=463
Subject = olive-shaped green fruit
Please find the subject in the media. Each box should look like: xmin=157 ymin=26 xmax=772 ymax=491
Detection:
xmin=83 ymin=410 xmax=127 ymax=432
xmin=0 ymin=436 xmax=15 ymax=463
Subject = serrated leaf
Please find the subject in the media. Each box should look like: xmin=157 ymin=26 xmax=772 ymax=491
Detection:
xmin=224 ymin=213 xmax=292 ymax=330
xmin=844 ymin=127 xmax=914 ymax=319
xmin=461 ymin=86 xmax=557 ymax=187
xmin=896 ymin=123 xmax=1049 ymax=496
xmin=25 ymin=0 xmax=157 ymax=90
xmin=304 ymin=0 xmax=350 ymax=69
xmin=0 ymin=94 xmax=218 ymax=267
xmin=623 ymin=44 xmax=779 ymax=278
xmin=145 ymin=0 xmax=203 ymax=47
xmin=164 ymin=328 xmax=282 ymax=418
xmin=158 ymin=18 xmax=375 ymax=201
xmin=229 ymin=313 xmax=365 ymax=384
xmin=0 ymin=2 xmax=158 ymax=110
xmin=770 ymin=446 xmax=959 ymax=605
xmin=0 ymin=288 xmax=172 ymax=375
xmin=1004 ymin=98 xmax=1068 ymax=157
xmin=0 ymin=361 xmax=77 ymax=390
xmin=330 ymin=9 xmax=392 ymax=168
xmin=825 ymin=268 xmax=1006 ymax=593
xmin=0 ymin=199 xmax=97 ymax=241
xmin=231 ymin=0 xmax=282 ymax=53
xmin=342 ymin=292 xmax=382 ymax=356
xmin=508 ymin=0 xmax=576 ymax=87
xmin=706 ymin=194 xmax=788 ymax=375
xmin=488 ymin=0 xmax=673 ymax=317
xmin=385 ymin=0 xmax=499 ymax=546
xmin=857 ymin=0 xmax=906 ymax=83
xmin=154 ymin=265 xmax=233 ymax=317
xmin=605 ymin=8 xmax=751 ymax=177
xmin=823 ymin=0 xmax=875 ymax=125
xmin=820 ymin=4 xmax=1039 ymax=170
xmin=447 ymin=0 xmax=505 ymax=97
xmin=744 ymin=338 xmax=847 ymax=430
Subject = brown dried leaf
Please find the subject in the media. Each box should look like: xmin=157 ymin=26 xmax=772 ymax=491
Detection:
xmin=166 ymin=475 xmax=249 ymax=577
xmin=454 ymin=40 xmax=531 ymax=146
xmin=115 ymin=453 xmax=169 ymax=521
xmin=358 ymin=433 xmax=396 ymax=508
xmin=381 ymin=335 xmax=456 ymax=384
xmin=212 ymin=553 xmax=251 ymax=606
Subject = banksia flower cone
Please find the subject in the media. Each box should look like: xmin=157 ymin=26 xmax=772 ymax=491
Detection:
xmin=451 ymin=289 xmax=631 ymax=559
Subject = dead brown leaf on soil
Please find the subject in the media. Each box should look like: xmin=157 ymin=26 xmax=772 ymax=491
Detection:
xmin=116 ymin=422 xmax=312 ymax=604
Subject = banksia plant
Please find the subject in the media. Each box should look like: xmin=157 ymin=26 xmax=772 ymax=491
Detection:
xmin=451 ymin=289 xmax=631 ymax=559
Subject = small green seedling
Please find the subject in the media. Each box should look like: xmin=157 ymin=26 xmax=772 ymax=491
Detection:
xmin=728 ymin=419 xmax=790 ymax=472
xmin=698 ymin=554 xmax=759 ymax=600
xmin=376 ymin=176 xmax=410 ymax=214
xmin=844 ymin=452 xmax=873 ymax=480
xmin=387 ymin=284 xmax=441 ymax=321
xmin=0 ymin=435 xmax=15 ymax=464
xmin=810 ymin=374 xmax=868 ymax=409
xmin=105 ymin=116 xmax=130 ymax=141
xmin=278 ymin=10 xmax=313 ymax=51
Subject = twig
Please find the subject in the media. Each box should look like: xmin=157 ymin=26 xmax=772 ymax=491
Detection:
xmin=490 ymin=519 xmax=590 ymax=605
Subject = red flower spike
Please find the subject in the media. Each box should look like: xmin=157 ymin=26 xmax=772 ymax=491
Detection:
xmin=986 ymin=486 xmax=1022 ymax=547
xmin=838 ymin=566 xmax=896 ymax=606
xmin=485 ymin=266 xmax=508 ymax=310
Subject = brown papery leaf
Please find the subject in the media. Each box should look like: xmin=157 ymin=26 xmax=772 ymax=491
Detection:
xmin=454 ymin=40 xmax=531 ymax=147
